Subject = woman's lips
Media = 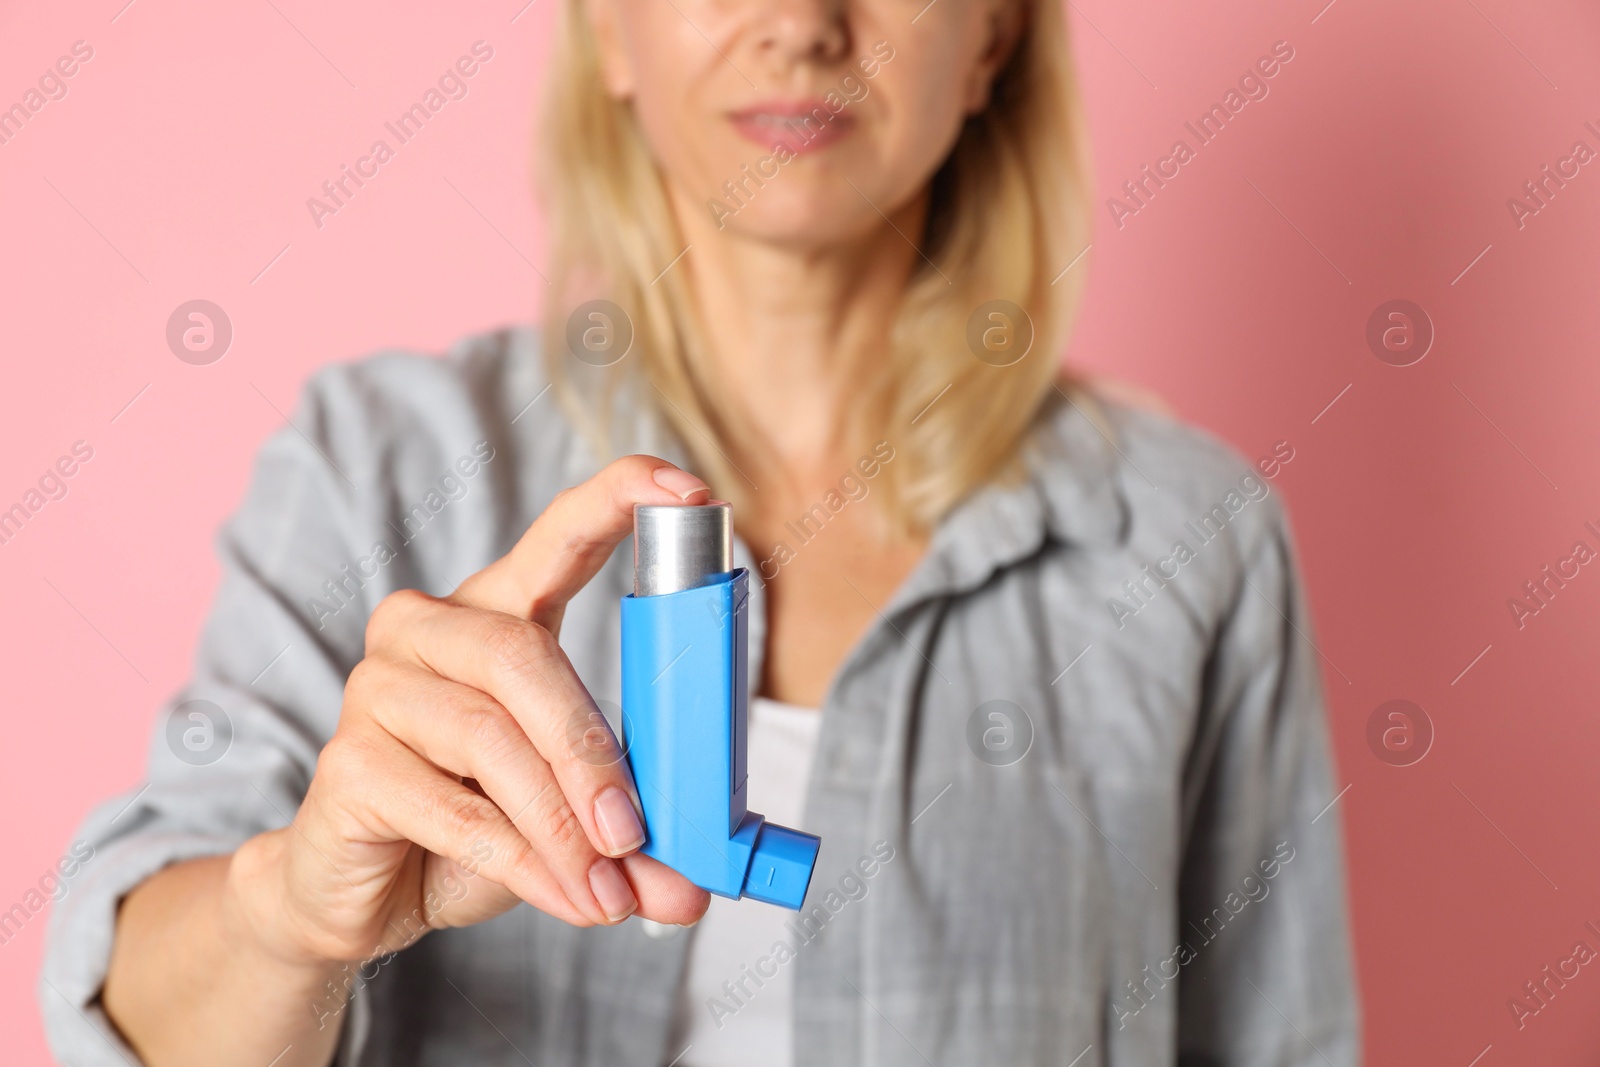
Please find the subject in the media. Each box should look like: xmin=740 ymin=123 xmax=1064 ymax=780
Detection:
xmin=729 ymin=101 xmax=856 ymax=156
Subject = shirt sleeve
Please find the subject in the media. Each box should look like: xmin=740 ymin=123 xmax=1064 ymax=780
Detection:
xmin=1174 ymin=496 xmax=1362 ymax=1066
xmin=37 ymin=372 xmax=379 ymax=1067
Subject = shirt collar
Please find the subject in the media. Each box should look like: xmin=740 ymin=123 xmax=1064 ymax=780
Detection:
xmin=881 ymin=388 xmax=1130 ymax=619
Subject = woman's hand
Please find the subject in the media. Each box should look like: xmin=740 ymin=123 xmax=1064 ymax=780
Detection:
xmin=227 ymin=455 xmax=716 ymax=971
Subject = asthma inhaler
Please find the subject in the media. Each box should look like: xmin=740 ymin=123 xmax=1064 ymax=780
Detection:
xmin=620 ymin=503 xmax=820 ymax=909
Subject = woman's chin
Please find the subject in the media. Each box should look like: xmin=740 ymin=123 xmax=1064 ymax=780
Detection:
xmin=711 ymin=199 xmax=891 ymax=253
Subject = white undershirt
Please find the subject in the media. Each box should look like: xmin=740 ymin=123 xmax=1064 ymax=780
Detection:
xmin=666 ymin=696 xmax=824 ymax=1067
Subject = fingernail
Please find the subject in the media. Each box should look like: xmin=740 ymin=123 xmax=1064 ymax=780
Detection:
xmin=652 ymin=466 xmax=711 ymax=502
xmin=594 ymin=786 xmax=646 ymax=856
xmin=589 ymin=858 xmax=638 ymax=923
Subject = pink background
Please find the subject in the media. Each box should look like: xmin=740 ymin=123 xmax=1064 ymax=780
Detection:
xmin=3 ymin=0 xmax=1599 ymax=1062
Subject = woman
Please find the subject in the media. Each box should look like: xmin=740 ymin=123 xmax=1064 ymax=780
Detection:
xmin=42 ymin=0 xmax=1359 ymax=1064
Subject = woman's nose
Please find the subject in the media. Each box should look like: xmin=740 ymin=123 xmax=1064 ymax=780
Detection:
xmin=749 ymin=0 xmax=851 ymax=66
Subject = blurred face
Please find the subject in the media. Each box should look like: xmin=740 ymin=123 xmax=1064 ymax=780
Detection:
xmin=588 ymin=0 xmax=1023 ymax=248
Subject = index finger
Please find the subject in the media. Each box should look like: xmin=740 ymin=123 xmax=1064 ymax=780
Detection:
xmin=454 ymin=454 xmax=710 ymax=629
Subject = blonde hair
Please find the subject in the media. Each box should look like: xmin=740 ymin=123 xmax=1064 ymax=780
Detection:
xmin=537 ymin=0 xmax=1093 ymax=533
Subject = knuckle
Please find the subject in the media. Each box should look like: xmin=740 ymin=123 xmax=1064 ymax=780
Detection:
xmin=434 ymin=789 xmax=498 ymax=843
xmin=500 ymin=840 xmax=544 ymax=887
xmin=562 ymin=705 xmax=620 ymax=768
xmin=482 ymin=617 xmax=555 ymax=683
xmin=460 ymin=701 xmax=524 ymax=767
xmin=535 ymin=794 xmax=586 ymax=853
xmin=366 ymin=588 xmax=430 ymax=652
xmin=316 ymin=730 xmax=375 ymax=791
xmin=342 ymin=656 xmax=384 ymax=707
xmin=547 ymin=485 xmax=579 ymax=513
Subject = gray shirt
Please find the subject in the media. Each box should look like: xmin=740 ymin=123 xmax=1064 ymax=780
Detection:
xmin=40 ymin=326 xmax=1359 ymax=1066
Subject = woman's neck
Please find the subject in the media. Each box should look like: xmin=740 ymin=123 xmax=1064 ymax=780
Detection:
xmin=666 ymin=181 xmax=927 ymax=477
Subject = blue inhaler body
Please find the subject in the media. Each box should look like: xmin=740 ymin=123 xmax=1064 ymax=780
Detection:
xmin=620 ymin=503 xmax=820 ymax=909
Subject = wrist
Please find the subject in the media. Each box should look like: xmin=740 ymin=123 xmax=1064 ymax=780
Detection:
xmin=215 ymin=832 xmax=353 ymax=1058
xmin=222 ymin=830 xmax=340 ymax=980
